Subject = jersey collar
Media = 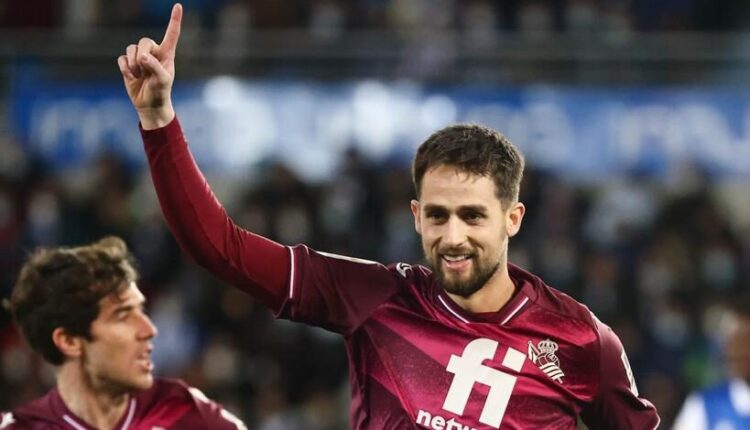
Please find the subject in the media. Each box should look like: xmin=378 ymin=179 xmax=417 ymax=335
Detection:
xmin=435 ymin=263 xmax=537 ymax=325
xmin=51 ymin=388 xmax=137 ymax=430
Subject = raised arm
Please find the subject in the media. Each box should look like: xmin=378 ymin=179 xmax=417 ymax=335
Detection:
xmin=117 ymin=4 xmax=290 ymax=311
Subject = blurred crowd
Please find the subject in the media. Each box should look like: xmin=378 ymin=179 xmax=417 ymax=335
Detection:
xmin=0 ymin=119 xmax=748 ymax=428
xmin=2 ymin=2 xmax=750 ymax=430
xmin=3 ymin=0 xmax=750 ymax=35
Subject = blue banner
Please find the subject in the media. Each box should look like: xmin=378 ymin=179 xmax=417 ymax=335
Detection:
xmin=10 ymin=77 xmax=750 ymax=181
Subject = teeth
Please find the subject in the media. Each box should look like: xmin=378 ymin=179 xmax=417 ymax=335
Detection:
xmin=443 ymin=255 xmax=468 ymax=262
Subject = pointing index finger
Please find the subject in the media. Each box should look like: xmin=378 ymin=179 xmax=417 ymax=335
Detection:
xmin=159 ymin=3 xmax=183 ymax=56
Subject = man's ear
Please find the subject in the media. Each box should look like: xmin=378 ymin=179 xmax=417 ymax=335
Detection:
xmin=506 ymin=202 xmax=525 ymax=238
xmin=52 ymin=327 xmax=83 ymax=360
xmin=410 ymin=199 xmax=422 ymax=234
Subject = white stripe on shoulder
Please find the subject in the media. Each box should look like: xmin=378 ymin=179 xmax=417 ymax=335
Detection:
xmin=438 ymin=295 xmax=470 ymax=323
xmin=500 ymin=297 xmax=529 ymax=326
xmin=287 ymin=247 xmax=296 ymax=300
xmin=651 ymin=415 xmax=661 ymax=430
xmin=316 ymin=251 xmax=380 ymax=265
xmin=62 ymin=415 xmax=87 ymax=430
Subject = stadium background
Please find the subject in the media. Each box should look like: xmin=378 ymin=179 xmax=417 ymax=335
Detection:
xmin=2 ymin=1 xmax=750 ymax=428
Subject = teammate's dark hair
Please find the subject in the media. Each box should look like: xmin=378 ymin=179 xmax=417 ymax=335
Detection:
xmin=8 ymin=236 xmax=137 ymax=365
xmin=412 ymin=124 xmax=524 ymax=208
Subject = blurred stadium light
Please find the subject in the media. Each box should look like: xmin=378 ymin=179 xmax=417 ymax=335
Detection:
xmin=10 ymin=77 xmax=750 ymax=182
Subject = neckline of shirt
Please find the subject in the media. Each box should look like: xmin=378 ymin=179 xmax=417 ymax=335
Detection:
xmin=435 ymin=276 xmax=534 ymax=325
xmin=52 ymin=389 xmax=136 ymax=430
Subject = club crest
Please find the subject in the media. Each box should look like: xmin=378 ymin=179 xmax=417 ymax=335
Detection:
xmin=528 ymin=339 xmax=565 ymax=384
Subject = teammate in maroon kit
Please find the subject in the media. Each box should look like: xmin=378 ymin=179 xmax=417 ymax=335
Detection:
xmin=1 ymin=237 xmax=246 ymax=430
xmin=118 ymin=4 xmax=660 ymax=429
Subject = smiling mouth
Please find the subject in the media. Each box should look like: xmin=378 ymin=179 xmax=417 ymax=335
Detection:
xmin=443 ymin=255 xmax=470 ymax=262
xmin=441 ymin=254 xmax=473 ymax=271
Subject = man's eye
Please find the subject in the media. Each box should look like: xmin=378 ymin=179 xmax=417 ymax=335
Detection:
xmin=462 ymin=213 xmax=486 ymax=224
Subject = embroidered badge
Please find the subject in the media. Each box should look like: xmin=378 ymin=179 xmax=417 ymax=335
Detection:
xmin=528 ymin=339 xmax=565 ymax=384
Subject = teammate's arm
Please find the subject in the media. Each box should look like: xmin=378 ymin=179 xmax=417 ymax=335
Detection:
xmin=187 ymin=387 xmax=248 ymax=430
xmin=579 ymin=319 xmax=661 ymax=429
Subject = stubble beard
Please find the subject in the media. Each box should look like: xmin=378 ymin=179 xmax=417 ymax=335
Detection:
xmin=81 ymin=348 xmax=149 ymax=396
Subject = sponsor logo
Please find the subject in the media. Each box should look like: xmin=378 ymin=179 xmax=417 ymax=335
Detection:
xmin=416 ymin=338 xmax=525 ymax=429
xmin=527 ymin=339 xmax=564 ymax=384
xmin=416 ymin=410 xmax=476 ymax=430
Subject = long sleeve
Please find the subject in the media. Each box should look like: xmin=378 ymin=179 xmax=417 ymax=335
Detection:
xmin=580 ymin=318 xmax=661 ymax=429
xmin=141 ymin=117 xmax=290 ymax=311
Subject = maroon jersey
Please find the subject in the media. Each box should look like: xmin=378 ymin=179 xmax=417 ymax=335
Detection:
xmin=0 ymin=378 xmax=246 ymax=430
xmin=141 ymin=118 xmax=660 ymax=430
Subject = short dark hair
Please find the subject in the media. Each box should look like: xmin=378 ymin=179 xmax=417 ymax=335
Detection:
xmin=8 ymin=236 xmax=137 ymax=365
xmin=412 ymin=124 xmax=525 ymax=208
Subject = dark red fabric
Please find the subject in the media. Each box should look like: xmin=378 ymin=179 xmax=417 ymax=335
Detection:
xmin=2 ymin=378 xmax=244 ymax=429
xmin=138 ymin=118 xmax=659 ymax=429
xmin=141 ymin=118 xmax=290 ymax=311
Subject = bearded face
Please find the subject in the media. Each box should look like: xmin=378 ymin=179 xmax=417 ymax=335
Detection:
xmin=412 ymin=165 xmax=517 ymax=299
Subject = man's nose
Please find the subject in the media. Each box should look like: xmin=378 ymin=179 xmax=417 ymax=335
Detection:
xmin=139 ymin=313 xmax=158 ymax=339
xmin=441 ymin=216 xmax=467 ymax=248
